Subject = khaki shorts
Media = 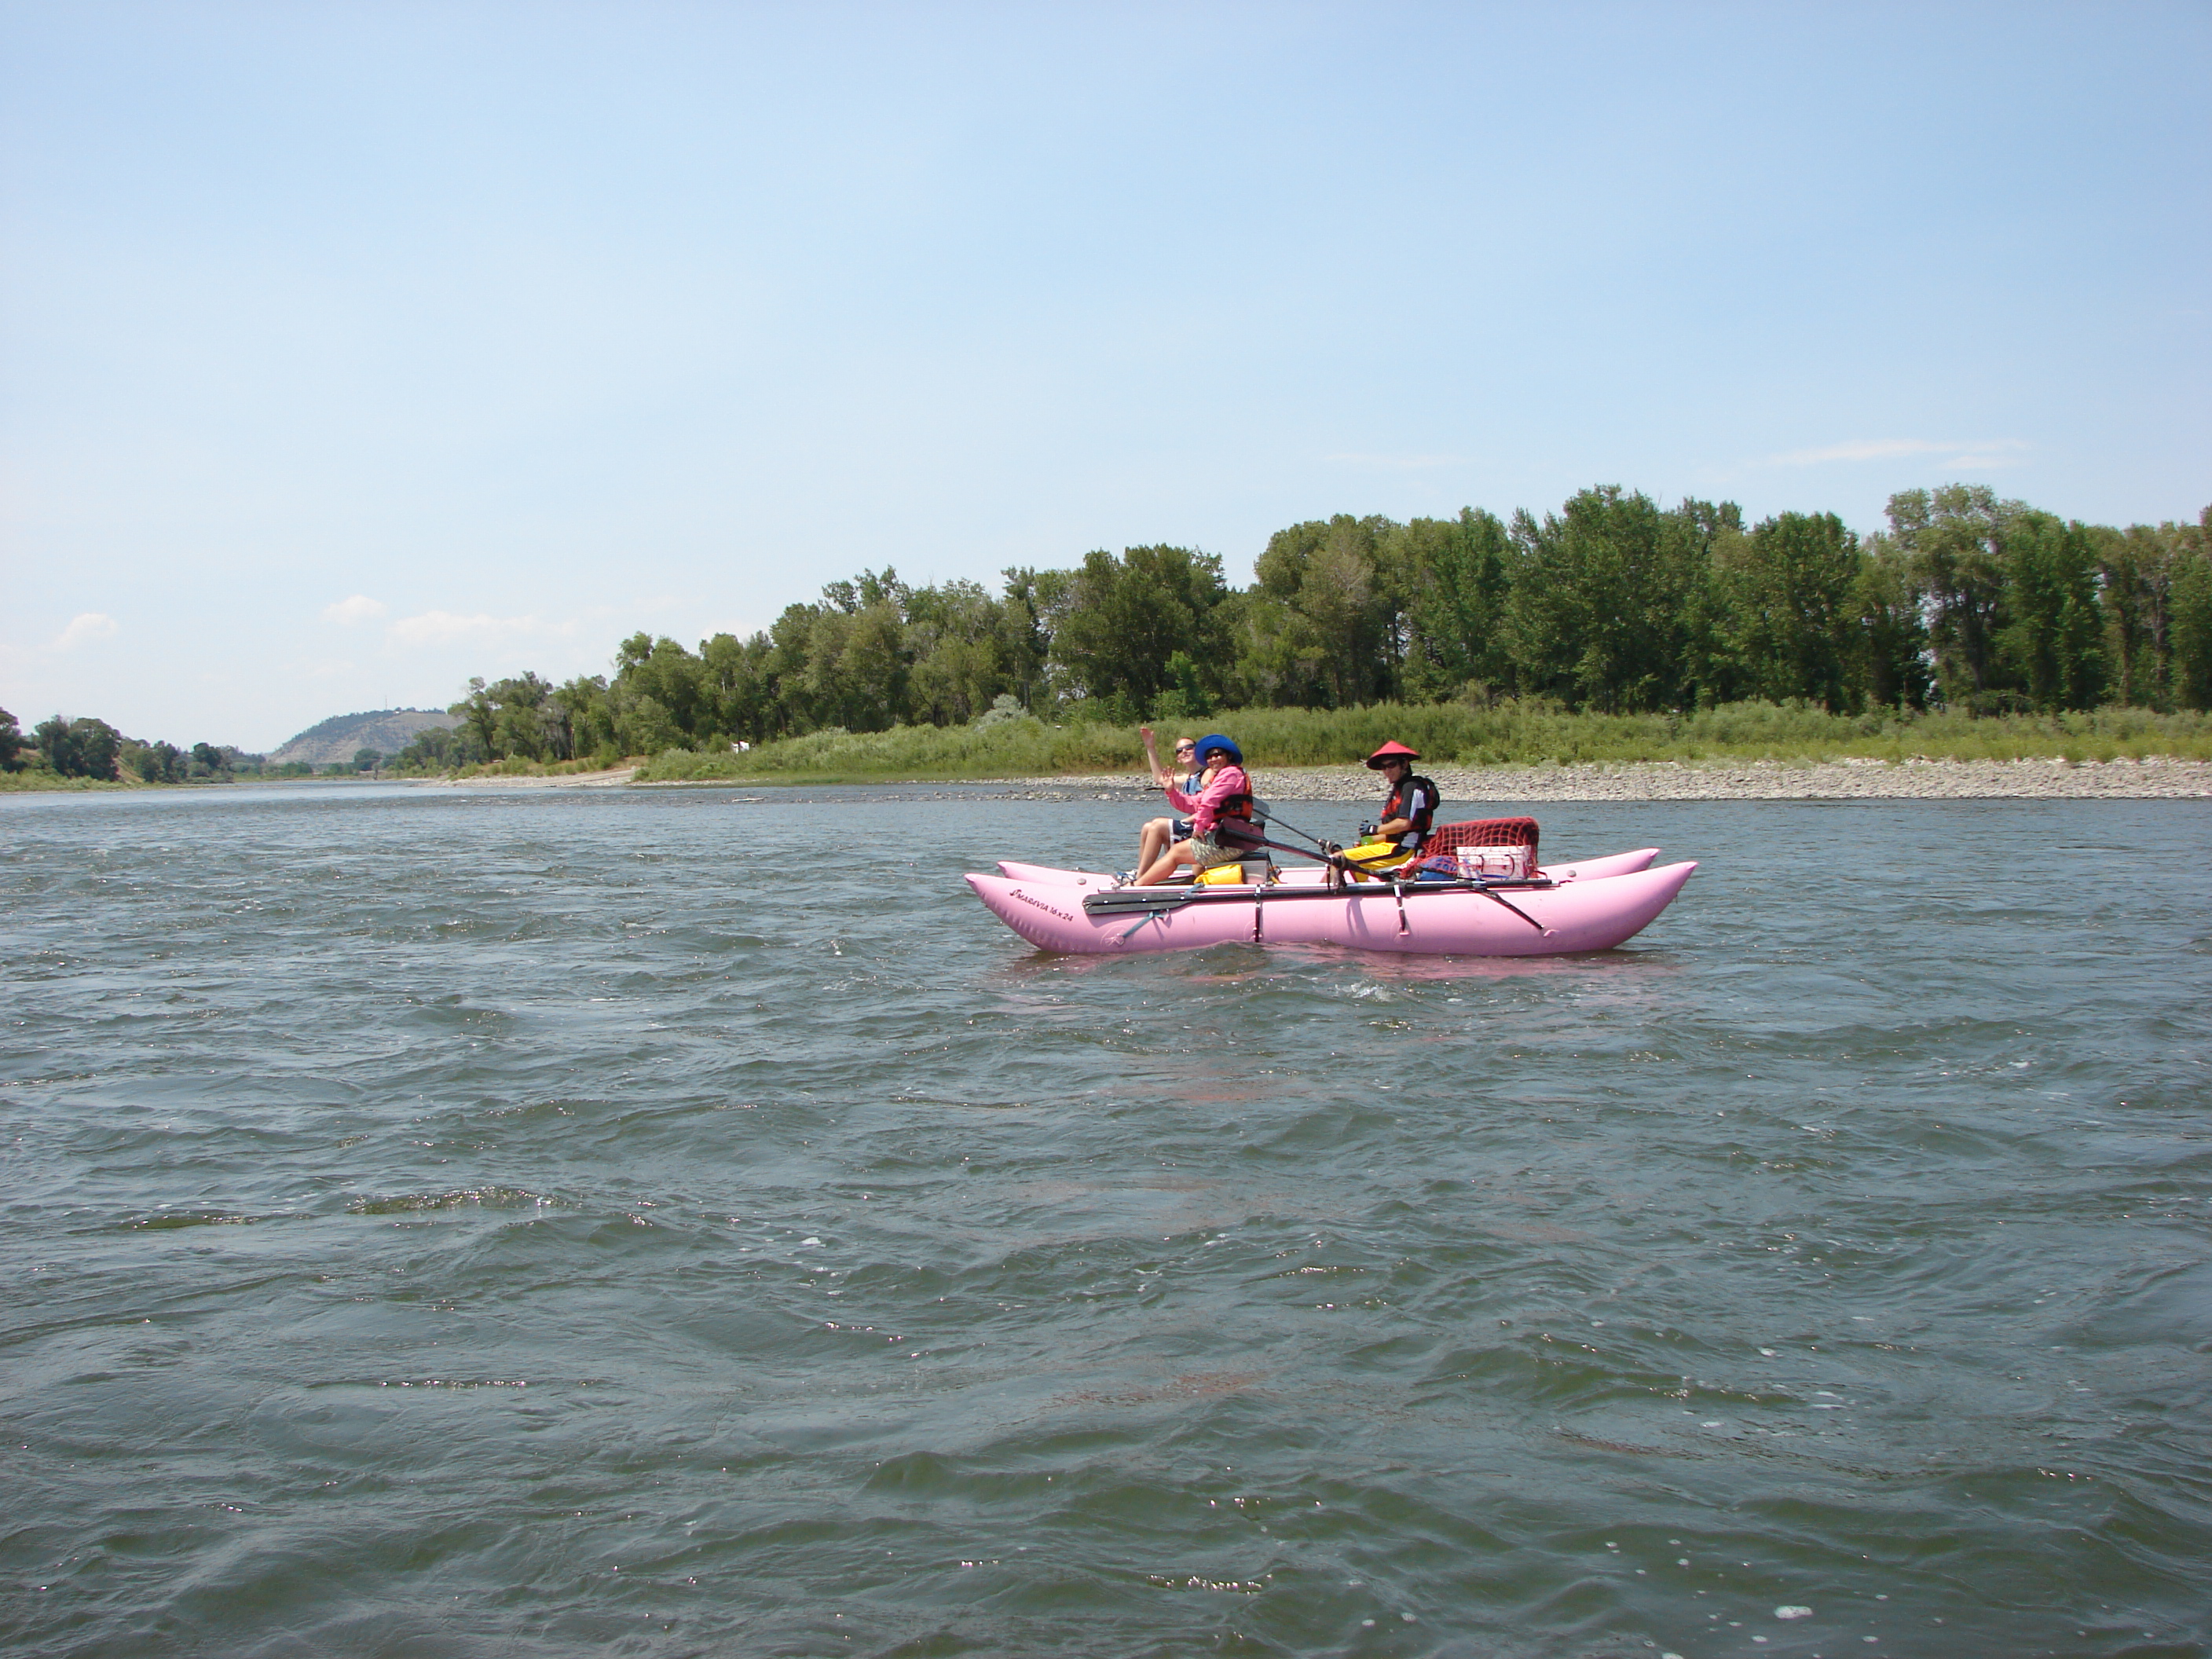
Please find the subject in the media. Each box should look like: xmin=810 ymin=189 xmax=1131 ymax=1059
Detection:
xmin=1188 ymin=832 xmax=1241 ymax=870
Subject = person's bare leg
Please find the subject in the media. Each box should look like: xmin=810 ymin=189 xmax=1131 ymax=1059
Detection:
xmin=1138 ymin=816 xmax=1173 ymax=870
xmin=1134 ymin=840 xmax=1200 ymax=886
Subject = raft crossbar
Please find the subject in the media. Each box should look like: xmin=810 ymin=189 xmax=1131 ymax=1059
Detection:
xmin=1081 ymin=877 xmax=1555 ymax=915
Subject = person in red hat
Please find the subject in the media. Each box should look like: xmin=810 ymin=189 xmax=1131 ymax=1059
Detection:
xmin=1362 ymin=741 xmax=1439 ymax=856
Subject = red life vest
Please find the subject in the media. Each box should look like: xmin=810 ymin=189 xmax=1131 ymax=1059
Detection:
xmin=1380 ymin=774 xmax=1437 ymax=848
xmin=1215 ymin=786 xmax=1262 ymax=848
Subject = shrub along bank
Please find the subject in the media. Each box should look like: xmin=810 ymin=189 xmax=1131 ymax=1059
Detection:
xmin=632 ymin=701 xmax=2212 ymax=783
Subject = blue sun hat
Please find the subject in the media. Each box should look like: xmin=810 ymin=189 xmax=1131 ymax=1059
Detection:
xmin=1194 ymin=734 xmax=1243 ymax=767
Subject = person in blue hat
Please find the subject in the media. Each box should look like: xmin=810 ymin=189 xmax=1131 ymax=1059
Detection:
xmin=1129 ymin=734 xmax=1257 ymax=885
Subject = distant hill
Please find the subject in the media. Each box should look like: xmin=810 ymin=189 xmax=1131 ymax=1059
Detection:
xmin=269 ymin=709 xmax=460 ymax=766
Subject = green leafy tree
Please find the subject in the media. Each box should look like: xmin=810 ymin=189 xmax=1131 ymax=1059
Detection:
xmin=2172 ymin=510 xmax=2212 ymax=712
xmin=1889 ymin=485 xmax=2014 ymax=709
xmin=1994 ymin=512 xmax=2104 ymax=710
xmin=552 ymin=676 xmax=617 ymax=759
xmin=613 ymin=634 xmax=715 ymax=744
xmin=694 ymin=636 xmax=769 ymax=745
xmin=1667 ymin=499 xmax=1750 ymax=711
xmin=1245 ymin=515 xmax=1401 ymax=708
xmin=388 ymin=486 xmax=2212 ymax=747
xmin=393 ymin=724 xmax=474 ymax=771
xmin=906 ymin=578 xmax=1030 ymax=726
xmin=488 ymin=672 xmax=566 ymax=760
xmin=2097 ymin=520 xmax=2193 ymax=709
xmin=34 ymin=716 xmax=121 ymax=778
xmin=996 ymin=566 xmax=1065 ymax=712
xmin=1049 ymin=545 xmax=1229 ymax=716
xmin=122 ymin=738 xmax=184 ymax=782
xmin=760 ymin=605 xmax=822 ymax=731
xmin=73 ymin=718 xmax=121 ymax=778
xmin=1854 ymin=534 xmax=1933 ymax=710
xmin=1723 ymin=511 xmax=1865 ymax=711
xmin=1215 ymin=587 xmax=1306 ymax=709
xmin=801 ymin=598 xmax=910 ymax=732
xmin=1890 ymin=486 xmax=2109 ymax=712
xmin=453 ymin=679 xmax=501 ymax=757
xmin=1392 ymin=509 xmax=1516 ymax=702
xmin=615 ymin=694 xmax=686 ymax=756
xmin=0 ymin=707 xmax=20 ymax=772
xmin=1503 ymin=488 xmax=1718 ymax=712
xmin=32 ymin=716 xmax=74 ymax=775
xmin=1151 ymin=649 xmax=1212 ymax=720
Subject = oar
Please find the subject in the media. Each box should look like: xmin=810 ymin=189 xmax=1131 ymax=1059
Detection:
xmin=1467 ymin=883 xmax=1548 ymax=932
xmin=1224 ymin=808 xmax=1404 ymax=887
xmin=1379 ymin=870 xmax=1549 ymax=935
xmin=1083 ymin=886 xmax=1204 ymax=913
xmin=1223 ymin=811 xmax=1370 ymax=873
xmin=1115 ymin=889 xmax=1202 ymax=939
xmin=1246 ymin=807 xmax=1452 ymax=890
xmin=1252 ymin=809 xmax=1339 ymax=856
xmin=1247 ymin=833 xmax=1339 ymax=867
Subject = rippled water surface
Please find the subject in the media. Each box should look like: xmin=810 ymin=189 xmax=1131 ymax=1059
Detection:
xmin=4 ymin=784 xmax=2210 ymax=1658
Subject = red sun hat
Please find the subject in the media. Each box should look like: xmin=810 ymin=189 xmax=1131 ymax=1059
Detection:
xmin=1365 ymin=741 xmax=1420 ymax=769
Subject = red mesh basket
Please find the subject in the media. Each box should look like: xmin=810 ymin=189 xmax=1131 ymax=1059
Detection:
xmin=1424 ymin=817 xmax=1538 ymax=863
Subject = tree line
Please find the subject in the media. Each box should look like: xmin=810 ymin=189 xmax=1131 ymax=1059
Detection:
xmin=10 ymin=482 xmax=2207 ymax=782
xmin=0 ymin=708 xmax=262 ymax=782
xmin=394 ymin=484 xmax=2212 ymax=771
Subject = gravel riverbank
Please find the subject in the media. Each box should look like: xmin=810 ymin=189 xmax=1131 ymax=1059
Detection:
xmin=449 ymin=755 xmax=2211 ymax=801
xmin=1000 ymin=756 xmax=2212 ymax=803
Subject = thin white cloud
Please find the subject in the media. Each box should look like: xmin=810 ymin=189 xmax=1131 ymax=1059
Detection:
xmin=322 ymin=595 xmax=389 ymax=625
xmin=1769 ymin=437 xmax=2030 ymax=467
xmin=53 ymin=612 xmax=119 ymax=650
xmin=386 ymin=610 xmax=570 ymax=650
xmin=1322 ymin=452 xmax=1474 ymax=470
xmin=1939 ymin=450 xmax=2031 ymax=471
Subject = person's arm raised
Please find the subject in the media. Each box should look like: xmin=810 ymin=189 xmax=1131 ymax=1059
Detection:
xmin=1139 ymin=726 xmax=1171 ymax=787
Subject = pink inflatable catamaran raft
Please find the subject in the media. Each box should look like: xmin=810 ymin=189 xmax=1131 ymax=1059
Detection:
xmin=965 ymin=819 xmax=1696 ymax=958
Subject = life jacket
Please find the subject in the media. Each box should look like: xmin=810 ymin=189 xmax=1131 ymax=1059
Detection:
xmin=1205 ymin=770 xmax=1262 ymax=848
xmin=1380 ymin=774 xmax=1438 ymax=849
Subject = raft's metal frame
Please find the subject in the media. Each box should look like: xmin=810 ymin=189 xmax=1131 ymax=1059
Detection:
xmin=1083 ymin=873 xmax=1555 ymax=936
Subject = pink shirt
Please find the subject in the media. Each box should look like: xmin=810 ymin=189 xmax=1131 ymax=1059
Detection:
xmin=1166 ymin=764 xmax=1249 ymax=837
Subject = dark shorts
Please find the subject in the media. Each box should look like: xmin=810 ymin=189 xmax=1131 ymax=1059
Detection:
xmin=1171 ymin=817 xmax=1192 ymax=839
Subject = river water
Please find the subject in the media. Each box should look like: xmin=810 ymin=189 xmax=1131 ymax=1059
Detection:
xmin=3 ymin=784 xmax=2208 ymax=1658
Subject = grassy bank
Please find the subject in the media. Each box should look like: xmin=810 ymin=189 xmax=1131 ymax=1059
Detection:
xmin=632 ymin=701 xmax=2212 ymax=783
xmin=0 ymin=772 xmax=151 ymax=793
xmin=443 ymin=756 xmax=635 ymax=781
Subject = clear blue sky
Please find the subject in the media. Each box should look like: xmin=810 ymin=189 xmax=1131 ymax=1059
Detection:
xmin=4 ymin=1 xmax=2206 ymax=752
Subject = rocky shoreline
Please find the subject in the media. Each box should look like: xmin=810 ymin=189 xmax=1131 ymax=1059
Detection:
xmin=1001 ymin=756 xmax=2212 ymax=803
xmin=458 ymin=756 xmax=2212 ymax=800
